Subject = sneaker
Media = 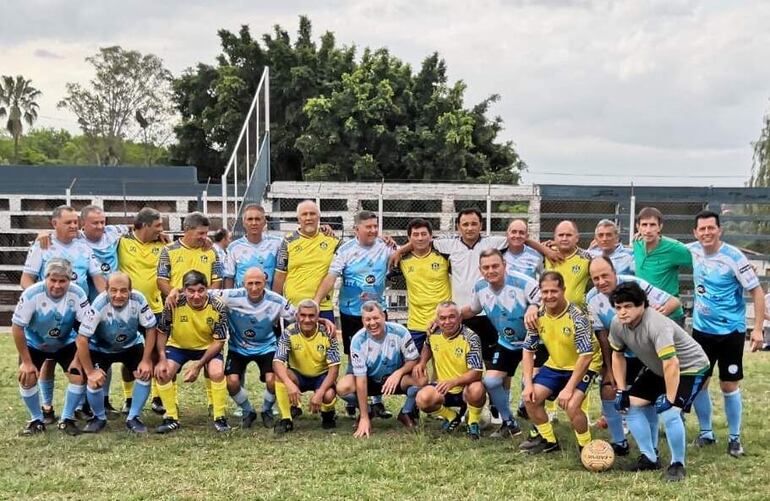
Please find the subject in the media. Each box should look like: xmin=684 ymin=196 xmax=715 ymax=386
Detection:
xmin=516 ymin=404 xmax=529 ymax=421
xmin=82 ymin=417 xmax=107 ymax=433
xmin=441 ymin=412 xmax=463 ymax=433
xmin=121 ymin=398 xmax=132 ymax=415
xmin=21 ymin=419 xmax=46 ymax=436
xmin=104 ymin=399 xmax=120 ymax=418
xmin=490 ymin=420 xmax=522 ymax=439
xmin=151 ymin=397 xmax=166 ymax=415
xmin=155 ymin=417 xmax=181 ymax=434
xmin=260 ymin=411 xmax=275 ymax=429
xmin=242 ymin=411 xmax=258 ymax=429
xmin=345 ymin=405 xmax=357 ymax=418
xmin=397 ymin=411 xmax=416 ymax=430
xmin=58 ymin=418 xmax=81 ymax=436
xmin=233 ymin=407 xmax=244 ymax=418
xmin=321 ymin=411 xmax=337 ymax=430
xmin=290 ymin=406 xmax=303 ymax=419
xmin=125 ymin=417 xmax=148 ymax=433
xmin=42 ymin=406 xmax=57 ymax=425
xmin=213 ymin=417 xmax=231 ymax=432
xmin=728 ymin=438 xmax=745 ymax=458
xmin=467 ymin=422 xmax=482 ymax=440
xmin=693 ymin=434 xmax=716 ymax=447
xmin=625 ymin=454 xmax=662 ymax=472
xmin=274 ymin=418 xmax=294 ymax=435
xmin=370 ymin=402 xmax=392 ymax=419
xmin=519 ymin=435 xmax=560 ymax=453
xmin=612 ymin=440 xmax=630 ymax=457
xmin=663 ymin=462 xmax=686 ymax=482
xmin=74 ymin=407 xmax=94 ymax=422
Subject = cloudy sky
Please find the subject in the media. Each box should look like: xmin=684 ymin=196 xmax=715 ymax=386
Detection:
xmin=3 ymin=0 xmax=770 ymax=186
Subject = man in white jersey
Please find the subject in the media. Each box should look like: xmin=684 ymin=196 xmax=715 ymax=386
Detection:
xmin=223 ymin=204 xmax=282 ymax=289
xmin=503 ymin=219 xmax=544 ymax=279
xmin=588 ymin=219 xmax=634 ymax=276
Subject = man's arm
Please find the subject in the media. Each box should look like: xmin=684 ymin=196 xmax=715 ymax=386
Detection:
xmin=525 ymin=238 xmax=562 ymax=264
xmin=611 ymin=351 xmax=628 ymax=390
xmin=657 ymin=296 xmax=681 ymax=317
xmin=20 ymin=273 xmax=38 ymax=290
xmin=661 ymin=357 xmax=680 ymax=404
xmin=314 ymin=273 xmax=338 ymax=306
xmin=596 ymin=329 xmax=613 ymax=383
xmin=272 ymin=270 xmax=286 ymax=295
xmin=750 ymin=286 xmax=766 ymax=351
xmin=12 ymin=324 xmax=38 ymax=388
xmin=521 ymin=349 xmax=536 ymax=402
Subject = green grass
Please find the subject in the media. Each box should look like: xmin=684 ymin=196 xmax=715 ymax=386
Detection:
xmin=0 ymin=334 xmax=768 ymax=500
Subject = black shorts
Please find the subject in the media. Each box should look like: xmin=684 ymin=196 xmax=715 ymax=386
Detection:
xmin=488 ymin=345 xmax=523 ymax=376
xmin=225 ymin=351 xmax=275 ymax=381
xmin=692 ymin=329 xmax=744 ymax=382
xmin=91 ymin=344 xmax=145 ymax=374
xmin=625 ymin=356 xmax=644 ymax=384
xmin=462 ymin=316 xmax=497 ymax=361
xmin=366 ymin=375 xmax=407 ymax=397
xmin=629 ymin=368 xmax=707 ymax=412
xmin=28 ymin=343 xmax=77 ymax=372
xmin=533 ymin=344 xmax=549 ymax=369
xmin=340 ymin=313 xmax=364 ymax=356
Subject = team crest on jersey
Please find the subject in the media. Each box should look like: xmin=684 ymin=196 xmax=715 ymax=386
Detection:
xmin=100 ymin=263 xmax=111 ymax=272
xmin=206 ymin=317 xmax=214 ymax=326
xmin=180 ymin=315 xmax=188 ymax=322
xmin=696 ymin=285 xmax=706 ymax=295
xmin=116 ymin=334 xmax=128 ymax=343
xmin=431 ymin=263 xmax=440 ymax=271
xmin=365 ymin=275 xmax=376 ymax=284
xmin=571 ymin=264 xmax=581 ymax=274
xmin=320 ymin=242 xmax=328 ymax=250
xmin=152 ymin=248 xmax=160 ymax=255
xmin=244 ymin=329 xmax=256 ymax=338
xmin=200 ymin=255 xmax=208 ymax=263
xmin=562 ymin=326 xmax=572 ymax=336
xmin=48 ymin=327 xmax=61 ymax=338
xmin=504 ymin=327 xmax=515 ymax=339
xmin=408 ymin=266 xmax=415 ymax=273
xmin=317 ymin=345 xmax=326 ymax=353
xmin=72 ymin=272 xmax=78 ymax=280
xmin=454 ymin=347 xmax=463 ymax=358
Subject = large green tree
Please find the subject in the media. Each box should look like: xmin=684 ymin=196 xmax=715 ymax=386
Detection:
xmin=0 ymin=75 xmax=41 ymax=163
xmin=751 ymin=106 xmax=770 ymax=187
xmin=172 ymin=16 xmax=525 ymax=183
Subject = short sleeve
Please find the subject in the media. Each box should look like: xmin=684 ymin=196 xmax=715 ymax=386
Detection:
xmin=572 ymin=310 xmax=594 ymax=355
xmin=465 ymin=332 xmax=484 ymax=371
xmin=223 ymin=251 xmax=235 ymax=279
xmin=12 ymin=292 xmax=37 ymax=327
xmin=469 ymin=288 xmax=482 ymax=313
xmin=608 ymin=320 xmax=625 ymax=352
xmin=350 ymin=337 xmax=368 ymax=376
xmin=325 ymin=330 xmax=341 ymax=366
xmin=640 ymin=279 xmax=673 ymax=307
xmin=327 ymin=249 xmax=346 ymax=277
xmin=733 ymin=253 xmax=760 ymax=290
xmin=158 ymin=305 xmax=173 ymax=335
xmin=274 ymin=330 xmax=291 ymax=364
xmin=400 ymin=331 xmax=419 ymax=361
xmin=522 ymin=328 xmax=540 ymax=352
xmin=652 ymin=322 xmax=677 ymax=360
xmin=525 ymin=281 xmax=541 ymax=305
xmin=87 ymin=253 xmax=102 ymax=277
xmin=278 ymin=297 xmax=297 ymax=321
xmin=431 ymin=237 xmax=453 ymax=254
xmin=22 ymin=244 xmax=44 ymax=278
xmin=275 ymin=239 xmax=289 ymax=273
xmin=673 ymin=240 xmax=693 ymax=268
xmin=211 ymin=253 xmax=223 ymax=283
xmin=211 ymin=303 xmax=228 ymax=340
xmin=78 ymin=305 xmax=102 ymax=337
xmin=137 ymin=295 xmax=157 ymax=328
xmin=157 ymin=247 xmax=171 ymax=280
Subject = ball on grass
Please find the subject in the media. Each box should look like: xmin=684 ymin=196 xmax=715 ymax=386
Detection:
xmin=581 ymin=439 xmax=615 ymax=472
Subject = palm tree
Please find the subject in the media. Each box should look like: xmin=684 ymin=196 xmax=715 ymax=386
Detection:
xmin=0 ymin=75 xmax=42 ymax=163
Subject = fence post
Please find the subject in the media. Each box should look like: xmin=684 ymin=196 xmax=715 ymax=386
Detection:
xmin=221 ymin=175 xmax=228 ymax=230
xmin=65 ymin=188 xmax=71 ymax=206
xmin=628 ymin=185 xmax=636 ymax=246
xmin=202 ymin=190 xmax=208 ymax=215
xmin=486 ymin=182 xmax=492 ymax=236
xmin=378 ymin=178 xmax=384 ymax=235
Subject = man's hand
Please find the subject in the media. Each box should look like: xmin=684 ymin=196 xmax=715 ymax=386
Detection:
xmin=183 ymin=363 xmax=202 ymax=383
xmin=320 ymin=224 xmax=335 ymax=237
xmin=164 ymin=288 xmax=180 ymax=310
xmin=18 ymin=361 xmax=39 ymax=388
xmin=435 ymin=380 xmax=454 ymax=395
xmin=36 ymin=232 xmax=52 ymax=250
xmin=287 ymin=382 xmax=301 ymax=407
xmin=388 ymin=251 xmax=402 ymax=270
xmin=320 ymin=318 xmax=336 ymax=337
xmin=354 ymin=416 xmax=372 ymax=438
xmin=614 ymin=389 xmax=630 ymax=414
xmin=154 ymin=360 xmax=170 ymax=381
xmin=87 ymin=368 xmax=107 ymax=389
xmin=654 ymin=394 xmax=674 ymax=414
xmin=134 ymin=359 xmax=153 ymax=381
xmin=381 ymin=235 xmax=398 ymax=249
xmin=158 ymin=232 xmax=172 ymax=244
xmin=544 ymin=246 xmax=564 ymax=264
xmin=412 ymin=363 xmax=427 ymax=381
xmin=309 ymin=390 xmax=324 ymax=413
xmin=556 ymin=387 xmax=573 ymax=409
xmin=521 ymin=383 xmax=535 ymax=403
xmin=381 ymin=372 xmax=402 ymax=396
xmin=524 ymin=305 xmax=539 ymax=331
xmin=426 ymin=320 xmax=439 ymax=335
xmin=750 ymin=328 xmax=764 ymax=352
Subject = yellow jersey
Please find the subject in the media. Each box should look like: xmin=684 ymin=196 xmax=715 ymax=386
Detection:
xmin=118 ymin=232 xmax=166 ymax=313
xmin=426 ymin=325 xmax=483 ymax=394
xmin=273 ymin=322 xmax=340 ymax=377
xmin=523 ymin=302 xmax=602 ymax=372
xmin=276 ymin=230 xmax=340 ymax=311
xmin=545 ymin=248 xmax=591 ymax=308
xmin=397 ymin=248 xmax=452 ymax=332
xmin=158 ymin=293 xmax=228 ymax=350
xmin=157 ymin=240 xmax=222 ymax=290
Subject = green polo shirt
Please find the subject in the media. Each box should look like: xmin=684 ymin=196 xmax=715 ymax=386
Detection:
xmin=633 ymin=236 xmax=692 ymax=319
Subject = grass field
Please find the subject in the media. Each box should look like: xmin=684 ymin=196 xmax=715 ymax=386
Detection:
xmin=0 ymin=335 xmax=768 ymax=500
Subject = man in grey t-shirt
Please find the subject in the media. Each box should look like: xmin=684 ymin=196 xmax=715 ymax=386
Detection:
xmin=608 ymin=282 xmax=709 ymax=483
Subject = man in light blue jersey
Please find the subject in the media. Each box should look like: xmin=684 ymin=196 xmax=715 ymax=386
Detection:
xmin=12 ymin=258 xmax=91 ymax=436
xmin=462 ymin=249 xmax=540 ymax=438
xmin=212 ymin=227 xmax=231 ymax=265
xmin=223 ymin=204 xmax=282 ymax=289
xmin=75 ymin=272 xmax=157 ymax=433
xmin=587 ymin=256 xmax=680 ymax=456
xmin=686 ymin=211 xmax=765 ymax=457
xmin=589 ymin=219 xmax=634 ymax=276
xmin=336 ymin=302 xmax=423 ymax=438
xmin=503 ymin=219 xmax=544 ymax=279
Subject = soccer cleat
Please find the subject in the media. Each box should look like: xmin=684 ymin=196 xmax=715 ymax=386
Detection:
xmin=260 ymin=411 xmax=275 ymax=429
xmin=290 ymin=406 xmax=303 ymax=419
xmin=125 ymin=417 xmax=148 ymax=433
xmin=83 ymin=417 xmax=107 ymax=433
xmin=21 ymin=419 xmax=46 ymax=436
xmin=213 ymin=417 xmax=231 ymax=432
xmin=274 ymin=418 xmax=294 ymax=435
xmin=58 ymin=418 xmax=81 ymax=436
xmin=467 ymin=422 xmax=481 ymax=440
xmin=490 ymin=420 xmax=522 ymax=439
xmin=441 ymin=413 xmax=463 ymax=433
xmin=74 ymin=407 xmax=94 ymax=422
xmin=693 ymin=435 xmax=716 ymax=447
xmin=516 ymin=404 xmax=529 ymax=421
xmin=396 ymin=411 xmax=416 ymax=430
xmin=151 ymin=397 xmax=166 ymax=415
xmin=42 ymin=406 xmax=57 ymax=425
xmin=345 ymin=405 xmax=357 ymax=418
xmin=625 ymin=454 xmax=662 ymax=472
xmin=155 ymin=417 xmax=181 ymax=434
xmin=121 ymin=398 xmax=132 ymax=415
xmin=369 ymin=402 xmax=392 ymax=419
xmin=242 ymin=411 xmax=258 ymax=429
xmin=612 ymin=440 xmax=630 ymax=457
xmin=232 ymin=407 xmax=244 ymax=418
xmin=104 ymin=398 xmax=120 ymax=418
xmin=519 ymin=435 xmax=560 ymax=454
xmin=321 ymin=411 xmax=337 ymax=430
xmin=663 ymin=462 xmax=686 ymax=482
xmin=728 ymin=438 xmax=745 ymax=458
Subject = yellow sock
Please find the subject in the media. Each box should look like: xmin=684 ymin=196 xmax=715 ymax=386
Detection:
xmin=575 ymin=428 xmax=592 ymax=447
xmin=467 ymin=404 xmax=483 ymax=425
xmin=429 ymin=406 xmax=457 ymax=422
xmin=274 ymin=381 xmax=293 ymax=421
xmin=320 ymin=396 xmax=337 ymax=413
xmin=210 ymin=379 xmax=228 ymax=420
xmin=205 ymin=377 xmax=213 ymax=406
xmin=157 ymin=382 xmax=178 ymax=420
xmin=150 ymin=378 xmax=159 ymax=399
xmin=122 ymin=380 xmax=134 ymax=400
xmin=172 ymin=380 xmax=179 ymax=409
xmin=545 ymin=399 xmax=557 ymax=413
xmin=535 ymin=422 xmax=557 ymax=443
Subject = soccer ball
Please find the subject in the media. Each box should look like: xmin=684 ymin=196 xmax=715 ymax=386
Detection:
xmin=580 ymin=439 xmax=615 ymax=472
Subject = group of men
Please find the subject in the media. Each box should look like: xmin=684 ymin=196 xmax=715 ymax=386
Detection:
xmin=10 ymin=199 xmax=766 ymax=482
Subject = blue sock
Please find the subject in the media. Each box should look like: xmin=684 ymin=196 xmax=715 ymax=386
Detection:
xmin=602 ymin=399 xmax=625 ymax=445
xmin=483 ymin=375 xmax=513 ymax=422
xmin=692 ymin=388 xmax=714 ymax=439
xmin=61 ymin=384 xmax=86 ymax=421
xmin=661 ymin=407 xmax=686 ymax=465
xmin=232 ymin=388 xmax=255 ymax=414
xmin=39 ymin=378 xmax=54 ymax=407
xmin=723 ymin=389 xmax=742 ymax=441
xmin=402 ymin=386 xmax=419 ymax=414
xmin=128 ymin=380 xmax=151 ymax=420
xmin=104 ymin=367 xmax=113 ymax=401
xmin=371 ymin=395 xmax=383 ymax=405
xmin=261 ymin=389 xmax=275 ymax=412
xmin=20 ymin=385 xmax=44 ymax=422
xmin=86 ymin=386 xmax=106 ymax=420
xmin=626 ymin=406 xmax=657 ymax=462
xmin=642 ymin=404 xmax=660 ymax=447
xmin=341 ymin=393 xmax=358 ymax=408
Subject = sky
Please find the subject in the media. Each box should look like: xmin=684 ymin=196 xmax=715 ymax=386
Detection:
xmin=3 ymin=0 xmax=770 ymax=186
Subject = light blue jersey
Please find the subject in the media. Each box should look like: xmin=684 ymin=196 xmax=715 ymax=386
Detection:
xmin=350 ymin=322 xmax=419 ymax=381
xmin=211 ymin=288 xmax=296 ymax=355
xmin=470 ymin=271 xmax=541 ymax=350
xmin=688 ymin=242 xmax=760 ymax=334
xmin=23 ymin=237 xmax=101 ymax=293
xmin=587 ymin=275 xmax=673 ymax=332
xmin=504 ymin=245 xmax=544 ymax=279
xmin=223 ymin=235 xmax=282 ymax=288
xmin=589 ymin=244 xmax=635 ymax=276
xmin=328 ymin=238 xmax=394 ymax=316
xmin=81 ymin=225 xmax=130 ymax=299
xmin=78 ymin=290 xmax=156 ymax=353
xmin=12 ymin=282 xmax=90 ymax=352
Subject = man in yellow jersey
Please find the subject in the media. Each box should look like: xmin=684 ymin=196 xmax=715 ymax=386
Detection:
xmin=154 ymin=270 xmax=230 ymax=433
xmin=544 ymin=220 xmax=591 ymax=309
xmin=273 ymin=200 xmax=340 ymax=322
xmin=413 ymin=301 xmax=485 ymax=439
xmin=519 ymin=271 xmax=602 ymax=454
xmin=272 ymin=299 xmax=341 ymax=433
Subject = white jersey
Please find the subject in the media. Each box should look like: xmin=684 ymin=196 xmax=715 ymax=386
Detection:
xmin=588 ymin=243 xmax=635 ymax=276
xmin=23 ymin=237 xmax=101 ymax=293
xmin=79 ymin=290 xmax=156 ymax=353
xmin=503 ymin=244 xmax=544 ymax=280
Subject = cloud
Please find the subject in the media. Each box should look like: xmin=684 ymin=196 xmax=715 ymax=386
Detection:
xmin=33 ymin=49 xmax=63 ymax=59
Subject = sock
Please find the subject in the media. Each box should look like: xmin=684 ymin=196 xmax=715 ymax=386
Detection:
xmin=128 ymin=380 xmax=151 ymax=420
xmin=371 ymin=394 xmax=383 ymax=405
xmin=602 ymin=399 xmax=625 ymax=444
xmin=274 ymin=381 xmax=293 ymax=421
xmin=483 ymin=375 xmax=513 ymax=422
xmin=61 ymin=384 xmax=86 ymax=420
xmin=401 ymin=386 xmax=419 ymax=415
xmin=626 ymin=406 xmax=657 ymax=462
xmin=157 ymin=382 xmax=178 ymax=420
xmin=468 ymin=404 xmax=483 ymax=425
xmin=232 ymin=388 xmax=255 ymax=414
xmin=535 ymin=422 xmax=556 ymax=443
xmin=210 ymin=379 xmax=227 ymax=420
xmin=575 ymin=428 xmax=592 ymax=447
xmin=723 ymin=389 xmax=742 ymax=440
xmin=39 ymin=378 xmax=54 ymax=407
xmin=641 ymin=405 xmax=660 ymax=447
xmin=150 ymin=378 xmax=160 ymax=399
xmin=86 ymin=386 xmax=106 ymax=420
xmin=205 ymin=377 xmax=213 ymax=406
xmin=320 ymin=397 xmax=337 ymax=413
xmin=261 ymin=389 xmax=276 ymax=413
xmin=692 ymin=389 xmax=714 ymax=439
xmin=172 ymin=380 xmax=179 ymax=409
xmin=429 ymin=405 xmax=458 ymax=422
xmin=341 ymin=393 xmax=358 ymax=409
xmin=104 ymin=367 xmax=113 ymax=400
xmin=122 ymin=380 xmax=135 ymax=401
xmin=660 ymin=406 xmax=686 ymax=465
xmin=545 ymin=399 xmax=557 ymax=414
xmin=20 ymin=385 xmax=44 ymax=421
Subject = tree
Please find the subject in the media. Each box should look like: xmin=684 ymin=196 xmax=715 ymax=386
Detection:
xmin=0 ymin=75 xmax=41 ymax=163
xmin=751 ymin=107 xmax=770 ymax=187
xmin=58 ymin=46 xmax=175 ymax=165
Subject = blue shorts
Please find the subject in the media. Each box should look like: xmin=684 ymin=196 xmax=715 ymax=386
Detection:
xmin=294 ymin=372 xmax=329 ymax=393
xmin=165 ymin=347 xmax=223 ymax=367
xmin=319 ymin=310 xmax=335 ymax=324
xmin=534 ymin=366 xmax=597 ymax=400
xmin=428 ymin=383 xmax=465 ymax=408
xmin=409 ymin=330 xmax=427 ymax=353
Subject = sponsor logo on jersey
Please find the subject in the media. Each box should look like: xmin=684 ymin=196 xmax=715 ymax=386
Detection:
xmin=48 ymin=327 xmax=61 ymax=338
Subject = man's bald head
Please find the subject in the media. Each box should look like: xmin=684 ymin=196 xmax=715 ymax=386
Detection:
xmin=553 ymin=220 xmax=580 ymax=253
xmin=106 ymin=272 xmax=132 ymax=307
xmin=107 ymin=272 xmax=132 ymax=291
xmin=244 ymin=267 xmax=267 ymax=283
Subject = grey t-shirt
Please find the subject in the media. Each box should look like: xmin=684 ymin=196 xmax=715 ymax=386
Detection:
xmin=609 ymin=308 xmax=709 ymax=377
